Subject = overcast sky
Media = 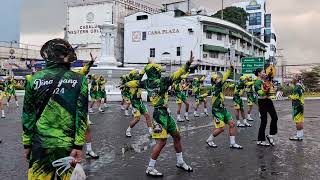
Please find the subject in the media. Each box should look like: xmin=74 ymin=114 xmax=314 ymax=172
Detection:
xmin=20 ymin=0 xmax=320 ymax=65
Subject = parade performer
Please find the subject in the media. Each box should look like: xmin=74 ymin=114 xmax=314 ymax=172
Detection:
xmin=192 ymin=76 xmax=209 ymax=117
xmin=125 ymin=70 xmax=153 ymax=137
xmin=173 ymin=74 xmax=190 ymax=122
xmin=22 ymin=39 xmax=88 ymax=179
xmin=99 ymin=76 xmax=109 ymax=108
xmin=120 ymin=74 xmax=132 ymax=116
xmin=0 ymin=80 xmax=7 ymax=118
xmin=245 ymin=75 xmax=257 ymax=121
xmin=89 ymin=74 xmax=104 ymax=113
xmin=73 ymin=53 xmax=99 ymax=159
xmin=206 ymin=66 xmax=243 ymax=149
xmin=289 ymin=75 xmax=305 ymax=141
xmin=97 ymin=76 xmax=108 ymax=109
xmin=233 ymin=76 xmax=252 ymax=127
xmin=254 ymin=67 xmax=278 ymax=146
xmin=123 ymin=52 xmax=195 ymax=177
xmin=6 ymin=76 xmax=19 ymax=108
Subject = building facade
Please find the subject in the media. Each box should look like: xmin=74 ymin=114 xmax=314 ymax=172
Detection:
xmin=66 ymin=0 xmax=161 ymax=62
xmin=232 ymin=0 xmax=277 ymax=64
xmin=124 ymin=11 xmax=267 ymax=74
xmin=0 ymin=0 xmax=21 ymax=43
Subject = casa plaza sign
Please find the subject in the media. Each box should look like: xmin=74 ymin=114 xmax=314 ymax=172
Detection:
xmin=132 ymin=28 xmax=180 ymax=42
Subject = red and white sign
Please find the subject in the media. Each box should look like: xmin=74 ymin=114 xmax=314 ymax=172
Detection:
xmin=132 ymin=31 xmax=141 ymax=42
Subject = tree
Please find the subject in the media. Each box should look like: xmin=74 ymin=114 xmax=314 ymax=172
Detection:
xmin=212 ymin=7 xmax=248 ymax=29
xmin=301 ymin=66 xmax=320 ymax=91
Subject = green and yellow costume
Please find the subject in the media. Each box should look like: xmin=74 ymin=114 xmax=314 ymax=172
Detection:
xmin=125 ymin=61 xmax=192 ymax=139
xmin=22 ymin=39 xmax=88 ymax=180
xmin=210 ymin=68 xmax=233 ymax=129
xmin=289 ymin=83 xmax=305 ymax=123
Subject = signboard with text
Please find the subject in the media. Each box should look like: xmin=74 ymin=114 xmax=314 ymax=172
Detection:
xmin=241 ymin=57 xmax=265 ymax=74
xmin=67 ymin=2 xmax=113 ymax=45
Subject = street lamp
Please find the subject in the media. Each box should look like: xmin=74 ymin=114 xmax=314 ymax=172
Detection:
xmin=221 ymin=0 xmax=224 ymax=19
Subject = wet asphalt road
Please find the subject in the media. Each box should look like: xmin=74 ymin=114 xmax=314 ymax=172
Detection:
xmin=1 ymin=98 xmax=320 ymax=180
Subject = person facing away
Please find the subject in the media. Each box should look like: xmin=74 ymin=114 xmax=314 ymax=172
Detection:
xmin=22 ymin=38 xmax=88 ymax=179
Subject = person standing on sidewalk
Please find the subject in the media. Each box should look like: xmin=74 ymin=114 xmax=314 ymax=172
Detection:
xmin=254 ymin=68 xmax=278 ymax=146
xmin=289 ymin=75 xmax=305 ymax=141
xmin=22 ymin=39 xmax=88 ymax=179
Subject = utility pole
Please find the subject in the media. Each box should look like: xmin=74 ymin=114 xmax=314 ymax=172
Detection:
xmin=187 ymin=0 xmax=190 ymax=13
xmin=221 ymin=0 xmax=224 ymax=19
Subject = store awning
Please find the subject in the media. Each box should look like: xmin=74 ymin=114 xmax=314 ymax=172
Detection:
xmin=203 ymin=44 xmax=228 ymax=53
xmin=204 ymin=25 xmax=229 ymax=35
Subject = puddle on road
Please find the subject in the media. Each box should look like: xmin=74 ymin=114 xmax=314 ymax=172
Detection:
xmin=83 ymin=144 xmax=116 ymax=173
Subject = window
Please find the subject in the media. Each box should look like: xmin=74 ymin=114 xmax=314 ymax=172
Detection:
xmin=217 ymin=33 xmax=223 ymax=41
xmin=137 ymin=15 xmax=148 ymax=20
xmin=150 ymin=48 xmax=155 ymax=57
xmin=265 ymin=14 xmax=271 ymax=28
xmin=206 ymin=32 xmax=212 ymax=39
xmin=264 ymin=29 xmax=271 ymax=43
xmin=221 ymin=67 xmax=225 ymax=71
xmin=209 ymin=52 xmax=219 ymax=58
xmin=177 ymin=47 xmax=181 ymax=56
xmin=142 ymin=32 xmax=147 ymax=40
xmin=203 ymin=54 xmax=208 ymax=59
xmin=249 ymin=12 xmax=262 ymax=26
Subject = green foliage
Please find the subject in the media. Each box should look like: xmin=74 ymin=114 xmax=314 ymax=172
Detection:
xmin=212 ymin=6 xmax=248 ymax=29
xmin=301 ymin=66 xmax=320 ymax=92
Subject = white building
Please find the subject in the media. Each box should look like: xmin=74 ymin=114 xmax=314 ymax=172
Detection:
xmin=124 ymin=10 xmax=267 ymax=74
xmin=65 ymin=0 xmax=161 ymax=63
xmin=232 ymin=0 xmax=277 ymax=64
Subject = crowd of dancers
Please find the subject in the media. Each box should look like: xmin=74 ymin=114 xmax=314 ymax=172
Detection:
xmin=115 ymin=52 xmax=305 ymax=177
xmin=0 ymin=38 xmax=304 ymax=179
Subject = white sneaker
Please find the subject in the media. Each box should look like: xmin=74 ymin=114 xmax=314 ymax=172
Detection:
xmin=206 ymin=140 xmax=217 ymax=148
xmin=176 ymin=162 xmax=193 ymax=172
xmin=230 ymin=143 xmax=243 ymax=149
xmin=125 ymin=110 xmax=130 ymax=116
xmin=185 ymin=115 xmax=190 ymax=121
xmin=247 ymin=116 xmax=254 ymax=121
xmin=266 ymin=135 xmax=275 ymax=146
xmin=289 ymin=136 xmax=303 ymax=141
xmin=104 ymin=103 xmax=109 ymax=108
xmin=121 ymin=105 xmax=125 ymax=110
xmin=126 ymin=130 xmax=132 ymax=137
xmin=99 ymin=108 xmax=105 ymax=113
xmin=88 ymin=119 xmax=94 ymax=125
xmin=86 ymin=150 xmax=99 ymax=159
xmin=236 ymin=121 xmax=245 ymax=127
xmin=177 ymin=116 xmax=184 ymax=122
xmin=146 ymin=167 xmax=163 ymax=177
xmin=204 ymin=112 xmax=209 ymax=116
xmin=243 ymin=121 xmax=252 ymax=127
xmin=257 ymin=141 xmax=270 ymax=146
xmin=89 ymin=109 xmax=94 ymax=113
xmin=194 ymin=113 xmax=200 ymax=117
